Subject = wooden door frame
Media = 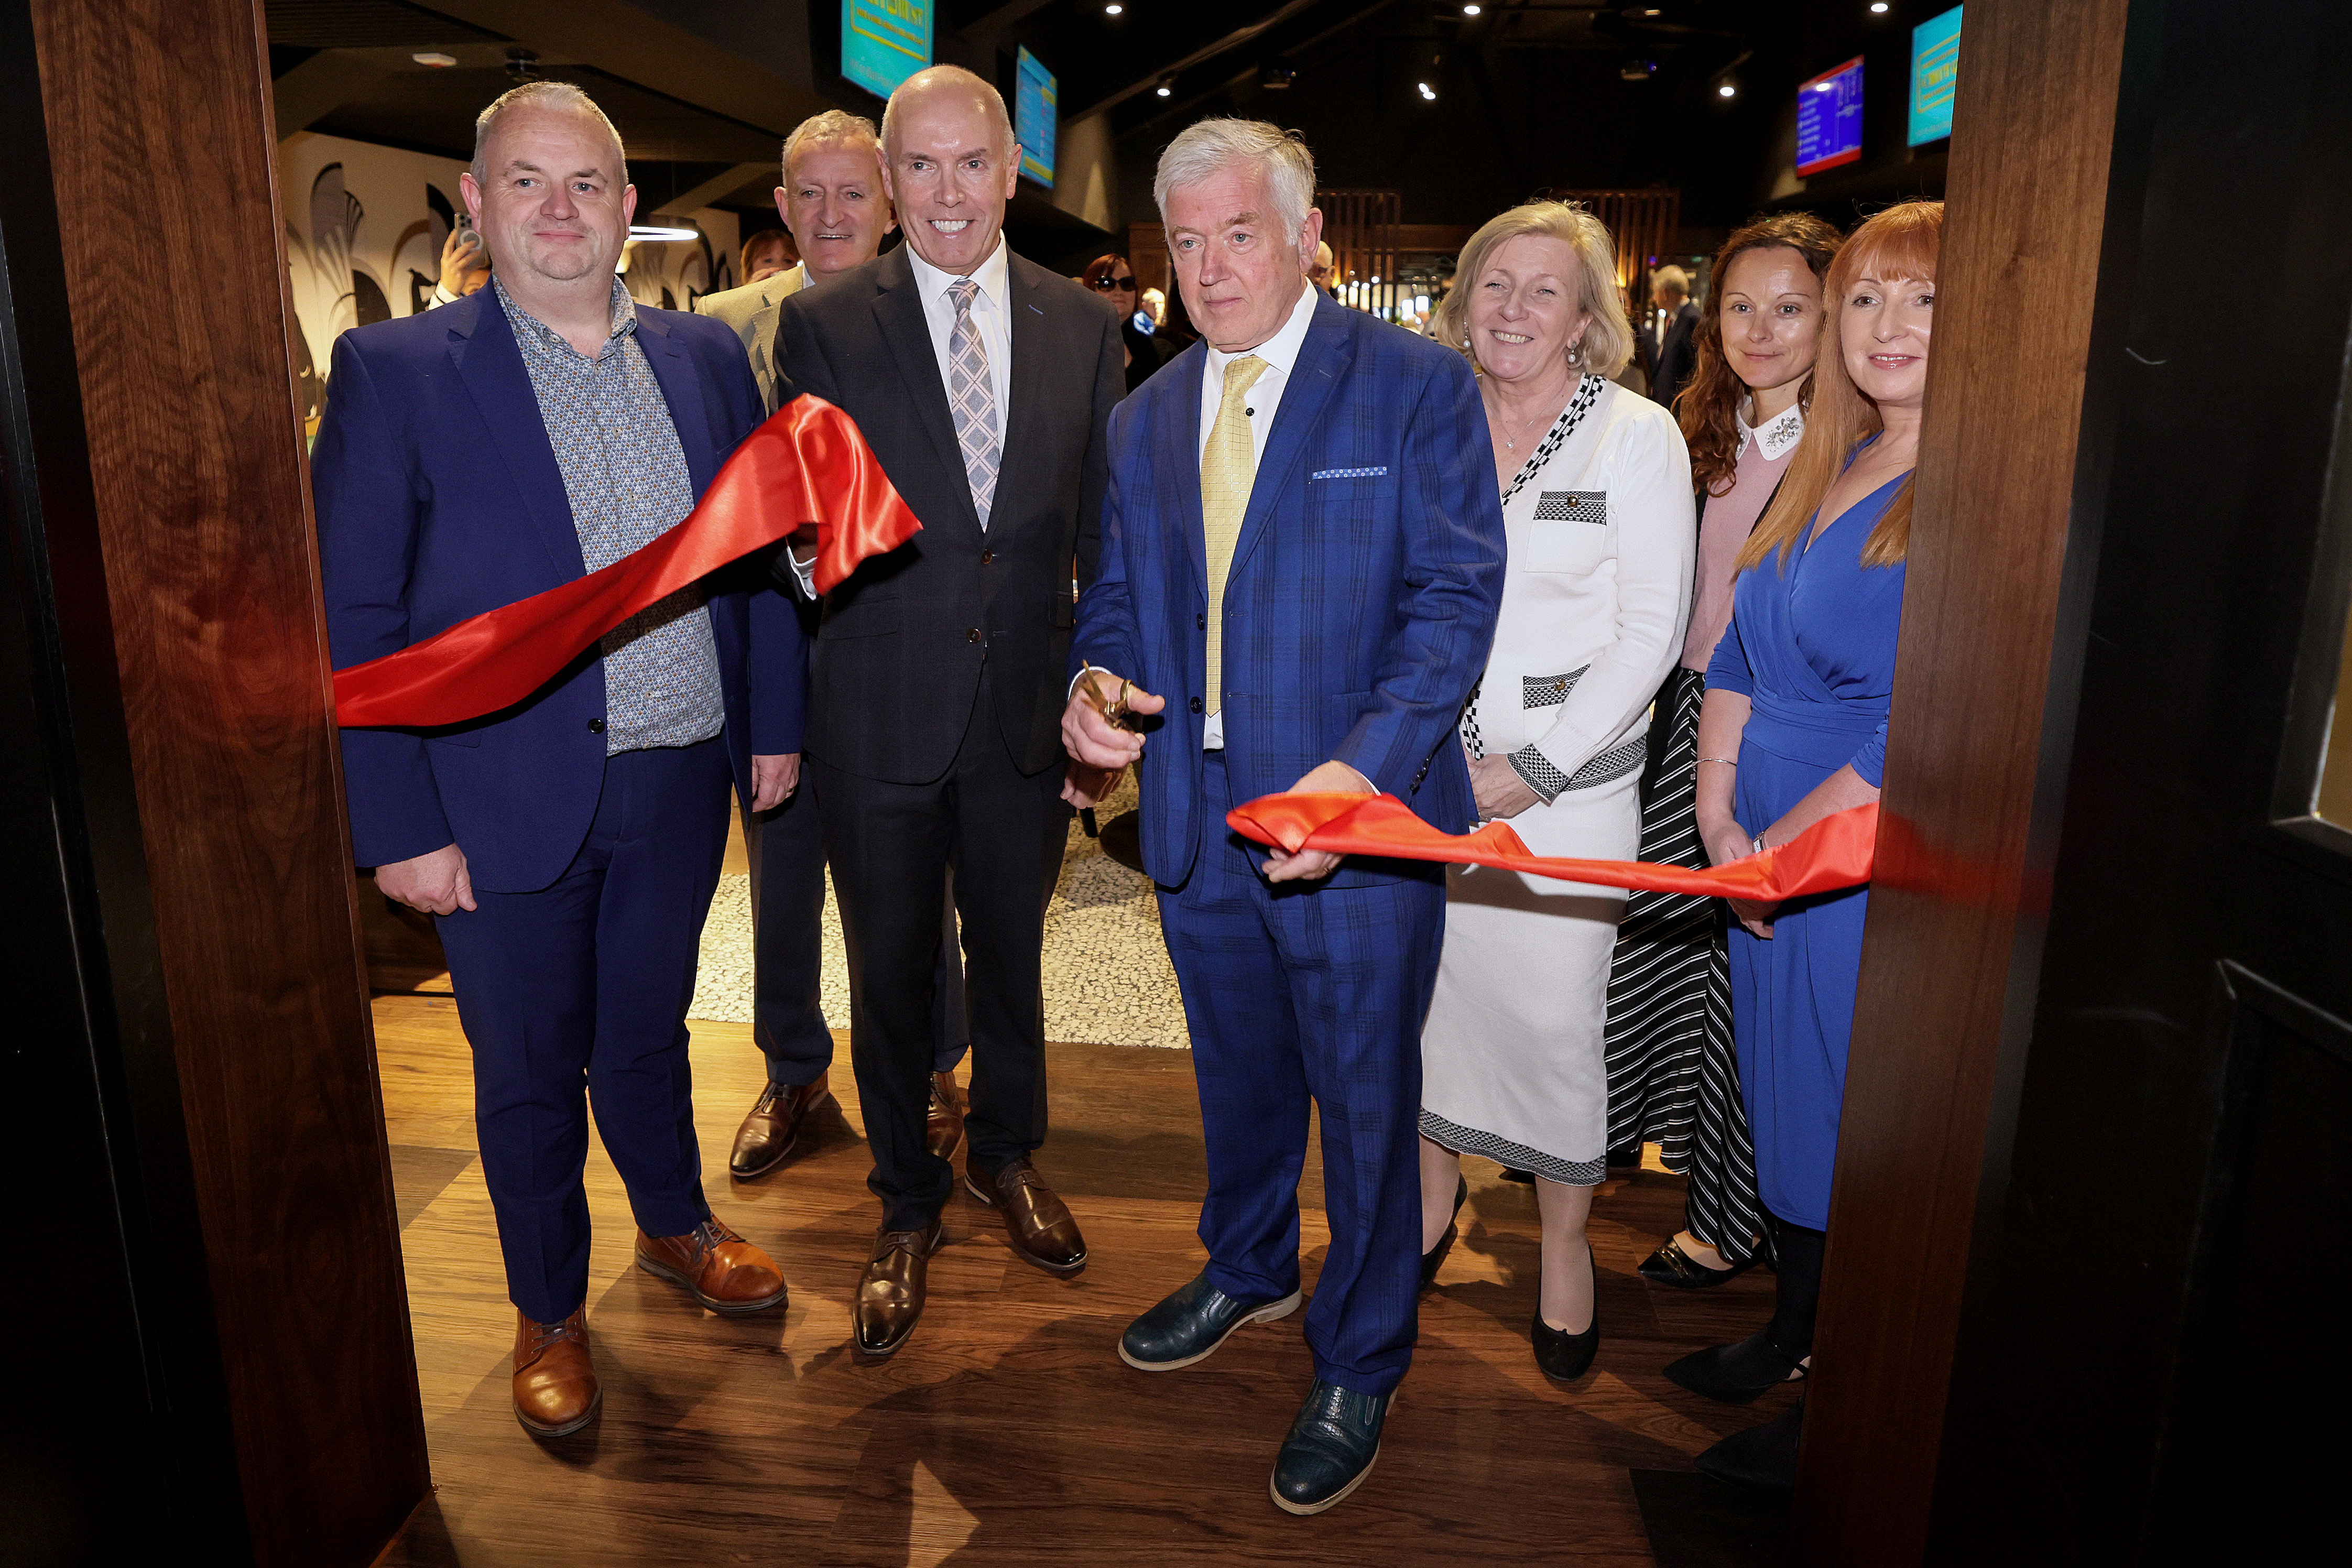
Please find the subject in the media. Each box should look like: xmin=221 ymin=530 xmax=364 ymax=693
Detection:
xmin=1798 ymin=0 xmax=2135 ymax=1560
xmin=13 ymin=1 xmax=429 ymax=1561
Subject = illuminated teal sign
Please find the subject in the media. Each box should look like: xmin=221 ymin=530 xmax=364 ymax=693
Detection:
xmin=1016 ymin=47 xmax=1057 ymax=187
xmin=843 ymin=0 xmax=932 ymax=101
xmin=1909 ymin=5 xmax=1963 ymax=147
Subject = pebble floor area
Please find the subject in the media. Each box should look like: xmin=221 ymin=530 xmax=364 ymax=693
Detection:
xmin=687 ymin=774 xmax=1193 ymax=1048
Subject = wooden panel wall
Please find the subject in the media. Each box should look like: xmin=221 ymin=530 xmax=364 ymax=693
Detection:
xmin=27 ymin=2 xmax=430 ymax=1563
xmin=1798 ymin=0 xmax=2132 ymax=1561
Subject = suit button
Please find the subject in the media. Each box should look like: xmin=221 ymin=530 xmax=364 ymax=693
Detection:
xmin=1190 ymin=697 xmax=1204 ymax=714
xmin=1196 ymin=613 xmax=1206 ymax=630
xmin=967 ymin=628 xmax=982 ymax=644
xmin=587 ymin=718 xmax=606 ymax=734
xmin=981 ymin=549 xmax=995 ymax=565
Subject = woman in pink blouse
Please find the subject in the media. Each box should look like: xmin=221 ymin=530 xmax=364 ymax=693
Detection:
xmin=1602 ymin=212 xmax=1843 ymax=1288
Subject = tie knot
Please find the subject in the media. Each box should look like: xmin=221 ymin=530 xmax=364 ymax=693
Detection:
xmin=1221 ymin=354 xmax=1269 ymax=402
xmin=950 ymin=279 xmax=979 ymax=311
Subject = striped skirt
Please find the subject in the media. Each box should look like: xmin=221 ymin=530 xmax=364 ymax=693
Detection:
xmin=1601 ymin=665 xmax=1769 ymax=1265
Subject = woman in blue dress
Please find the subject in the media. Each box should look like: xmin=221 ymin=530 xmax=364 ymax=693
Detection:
xmin=1660 ymin=200 xmax=1944 ymax=1491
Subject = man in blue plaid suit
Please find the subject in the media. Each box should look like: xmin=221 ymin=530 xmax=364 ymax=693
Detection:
xmin=1063 ymin=119 xmax=1504 ymax=1515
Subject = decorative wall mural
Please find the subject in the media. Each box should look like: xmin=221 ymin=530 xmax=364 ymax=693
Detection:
xmin=280 ymin=131 xmax=742 ymax=443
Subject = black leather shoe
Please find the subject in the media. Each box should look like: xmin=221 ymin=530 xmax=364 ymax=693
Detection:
xmin=1637 ymin=1237 xmax=1757 ymax=1290
xmin=1270 ymin=1380 xmax=1392 ymax=1515
xmin=1695 ymin=1398 xmax=1803 ymax=1493
xmin=1119 ymin=1271 xmax=1302 ymax=1371
xmin=1532 ymin=1253 xmax=1598 ymax=1382
xmin=1663 ymin=1330 xmax=1808 ymax=1404
xmin=1420 ymin=1175 xmax=1469 ymax=1289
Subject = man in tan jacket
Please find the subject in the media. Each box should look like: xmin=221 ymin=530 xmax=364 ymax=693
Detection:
xmin=696 ymin=110 xmax=972 ymax=1188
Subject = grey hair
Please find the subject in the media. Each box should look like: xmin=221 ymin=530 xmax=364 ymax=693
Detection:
xmin=1651 ymin=263 xmax=1691 ymax=299
xmin=472 ymin=81 xmax=627 ymax=188
xmin=880 ymin=65 xmax=1014 ymax=163
xmin=781 ymin=109 xmax=882 ymax=183
xmin=1153 ymin=119 xmax=1316 ymax=249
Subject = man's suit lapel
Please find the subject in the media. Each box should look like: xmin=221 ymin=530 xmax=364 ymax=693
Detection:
xmin=1228 ymin=294 xmax=1351 ymax=585
xmin=871 ymin=248 xmax=981 ymax=530
xmin=1161 ymin=344 xmax=1209 ymax=600
xmin=636 ymin=308 xmax=718 ymax=496
xmin=446 ymin=290 xmax=587 ymax=581
xmin=747 ymin=267 xmax=802 ymax=410
xmin=996 ymin=255 xmax=1049 ymax=511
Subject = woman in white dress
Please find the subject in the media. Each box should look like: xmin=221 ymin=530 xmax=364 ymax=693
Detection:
xmin=1417 ymin=201 xmax=1696 ymax=1381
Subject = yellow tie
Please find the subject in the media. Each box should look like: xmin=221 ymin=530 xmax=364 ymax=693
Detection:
xmin=1201 ymin=354 xmax=1269 ymax=717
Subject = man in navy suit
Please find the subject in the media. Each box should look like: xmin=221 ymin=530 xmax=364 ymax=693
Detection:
xmin=1064 ymin=119 xmax=1504 ymax=1514
xmin=315 ymin=82 xmax=799 ymax=1441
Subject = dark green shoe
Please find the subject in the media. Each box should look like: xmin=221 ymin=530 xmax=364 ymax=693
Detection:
xmin=1269 ymin=1380 xmax=1391 ymax=1515
xmin=1118 ymin=1272 xmax=1302 ymax=1372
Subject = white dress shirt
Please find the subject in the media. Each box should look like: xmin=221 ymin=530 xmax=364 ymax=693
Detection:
xmin=1195 ymin=279 xmax=1320 ymax=747
xmin=905 ymin=235 xmax=1011 ymax=446
xmin=787 ymin=237 xmax=1016 ymax=595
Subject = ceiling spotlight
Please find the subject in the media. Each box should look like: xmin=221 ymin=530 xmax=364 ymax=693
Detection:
xmin=1871 ymin=2 xmax=1890 ymax=11
xmin=411 ymin=51 xmax=456 ymax=68
xmin=1462 ymin=3 xmax=1482 ymax=13
xmin=1717 ymin=81 xmax=1737 ymax=98
xmin=1105 ymin=3 xmax=1124 ymax=13
xmin=1634 ymin=5 xmax=1663 ymax=16
xmin=1156 ymin=77 xmax=1173 ymax=97
xmin=1417 ymin=81 xmax=1438 ymax=101
xmin=627 ymin=224 xmax=699 ymax=243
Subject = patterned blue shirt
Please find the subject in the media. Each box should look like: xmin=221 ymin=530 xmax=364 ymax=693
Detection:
xmin=496 ymin=275 xmax=722 ymax=755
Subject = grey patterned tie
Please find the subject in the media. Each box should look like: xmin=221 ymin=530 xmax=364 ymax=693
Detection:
xmin=946 ymin=279 xmax=999 ymax=526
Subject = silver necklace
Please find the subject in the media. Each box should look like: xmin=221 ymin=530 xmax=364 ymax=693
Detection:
xmin=1495 ymin=382 xmax=1574 ymax=450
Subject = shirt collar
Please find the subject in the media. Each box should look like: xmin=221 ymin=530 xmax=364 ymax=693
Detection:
xmin=1739 ymin=397 xmax=1805 ymax=462
xmin=1203 ymin=279 xmax=1319 ymax=384
xmin=905 ymin=234 xmax=1010 ymax=312
xmin=494 ymin=274 xmax=636 ymax=356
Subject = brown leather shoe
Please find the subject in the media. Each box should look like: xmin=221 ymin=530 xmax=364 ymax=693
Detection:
xmin=728 ymin=1076 xmax=831 ymax=1179
xmin=854 ymin=1218 xmax=943 ymax=1358
xmin=964 ymin=1157 xmax=1087 ymax=1275
xmin=635 ymin=1217 xmax=789 ymax=1314
xmin=925 ymin=1069 xmax=967 ymax=1161
xmin=513 ymin=1307 xmax=599 ymax=1438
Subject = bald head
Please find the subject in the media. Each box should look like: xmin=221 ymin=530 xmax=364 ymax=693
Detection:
xmin=879 ymin=64 xmax=1020 ymax=276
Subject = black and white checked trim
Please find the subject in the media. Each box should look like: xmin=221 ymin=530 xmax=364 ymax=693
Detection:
xmin=1533 ymin=490 xmax=1607 ymax=524
xmin=1499 ymin=374 xmax=1604 ymax=508
xmin=1419 ymin=1109 xmax=1606 ymax=1188
xmin=1507 ymin=745 xmax=1571 ymax=802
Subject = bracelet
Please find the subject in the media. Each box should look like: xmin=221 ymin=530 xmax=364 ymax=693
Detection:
xmin=1696 ymin=756 xmax=1738 ymax=767
xmin=1751 ymin=835 xmax=1768 ymax=855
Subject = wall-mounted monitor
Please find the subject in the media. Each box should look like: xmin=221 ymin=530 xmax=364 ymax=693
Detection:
xmin=842 ymin=0 xmax=932 ymax=101
xmin=1796 ymin=56 xmax=1865 ymax=177
xmin=1909 ymin=5 xmax=1964 ymax=146
xmin=1016 ymin=46 xmax=1057 ymax=187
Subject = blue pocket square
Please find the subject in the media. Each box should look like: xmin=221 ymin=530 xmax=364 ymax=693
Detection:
xmin=1310 ymin=465 xmax=1389 ymax=481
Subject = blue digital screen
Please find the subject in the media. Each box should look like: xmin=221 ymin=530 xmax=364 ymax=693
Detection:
xmin=842 ymin=0 xmax=932 ymax=101
xmin=1909 ymin=5 xmax=1963 ymax=146
xmin=1795 ymin=56 xmax=1865 ymax=177
xmin=1016 ymin=47 xmax=1057 ymax=187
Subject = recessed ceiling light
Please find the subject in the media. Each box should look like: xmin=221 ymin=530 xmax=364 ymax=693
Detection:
xmin=1105 ymin=3 xmax=1123 ymax=13
xmin=1417 ymin=81 xmax=1437 ymax=101
xmin=1871 ymin=3 xmax=1890 ymax=12
xmin=1717 ymin=82 xmax=1737 ymax=98
xmin=412 ymin=51 xmax=456 ymax=67
xmin=1462 ymin=4 xmax=1482 ymax=14
xmin=627 ymin=224 xmax=698 ymax=243
xmin=1156 ymin=78 xmax=1173 ymax=97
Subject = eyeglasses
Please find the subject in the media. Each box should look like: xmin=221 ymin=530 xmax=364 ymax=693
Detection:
xmin=1091 ymin=275 xmax=1138 ymax=291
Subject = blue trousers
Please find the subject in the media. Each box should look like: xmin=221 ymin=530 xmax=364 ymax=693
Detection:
xmin=1157 ymin=752 xmax=1444 ymax=1398
xmin=435 ymin=738 xmax=729 ymax=1324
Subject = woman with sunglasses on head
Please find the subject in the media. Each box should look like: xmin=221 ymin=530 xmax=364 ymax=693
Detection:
xmin=1082 ymin=253 xmax=1175 ymax=394
xmin=1664 ymin=200 xmax=1942 ymax=1493
xmin=1603 ymin=213 xmax=1843 ymax=1293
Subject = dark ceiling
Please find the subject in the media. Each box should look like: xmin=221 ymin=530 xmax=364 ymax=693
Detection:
xmin=266 ymin=2 xmax=1946 ymax=261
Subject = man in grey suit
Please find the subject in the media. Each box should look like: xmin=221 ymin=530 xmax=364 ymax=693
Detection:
xmin=695 ymin=110 xmax=973 ymax=1188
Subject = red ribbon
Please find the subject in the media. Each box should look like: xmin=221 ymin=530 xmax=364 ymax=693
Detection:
xmin=331 ymin=395 xmax=921 ymax=731
xmin=1226 ymin=792 xmax=1877 ymax=899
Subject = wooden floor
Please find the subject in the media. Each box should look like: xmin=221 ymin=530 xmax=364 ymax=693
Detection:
xmin=372 ymin=994 xmax=1791 ymax=1565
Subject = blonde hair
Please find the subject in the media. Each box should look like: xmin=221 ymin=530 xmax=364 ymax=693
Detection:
xmin=1737 ymin=200 xmax=1944 ymax=573
xmin=1429 ymin=200 xmax=1636 ymax=379
xmin=472 ymin=81 xmax=626 ymax=188
xmin=781 ymin=109 xmax=882 ymax=184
